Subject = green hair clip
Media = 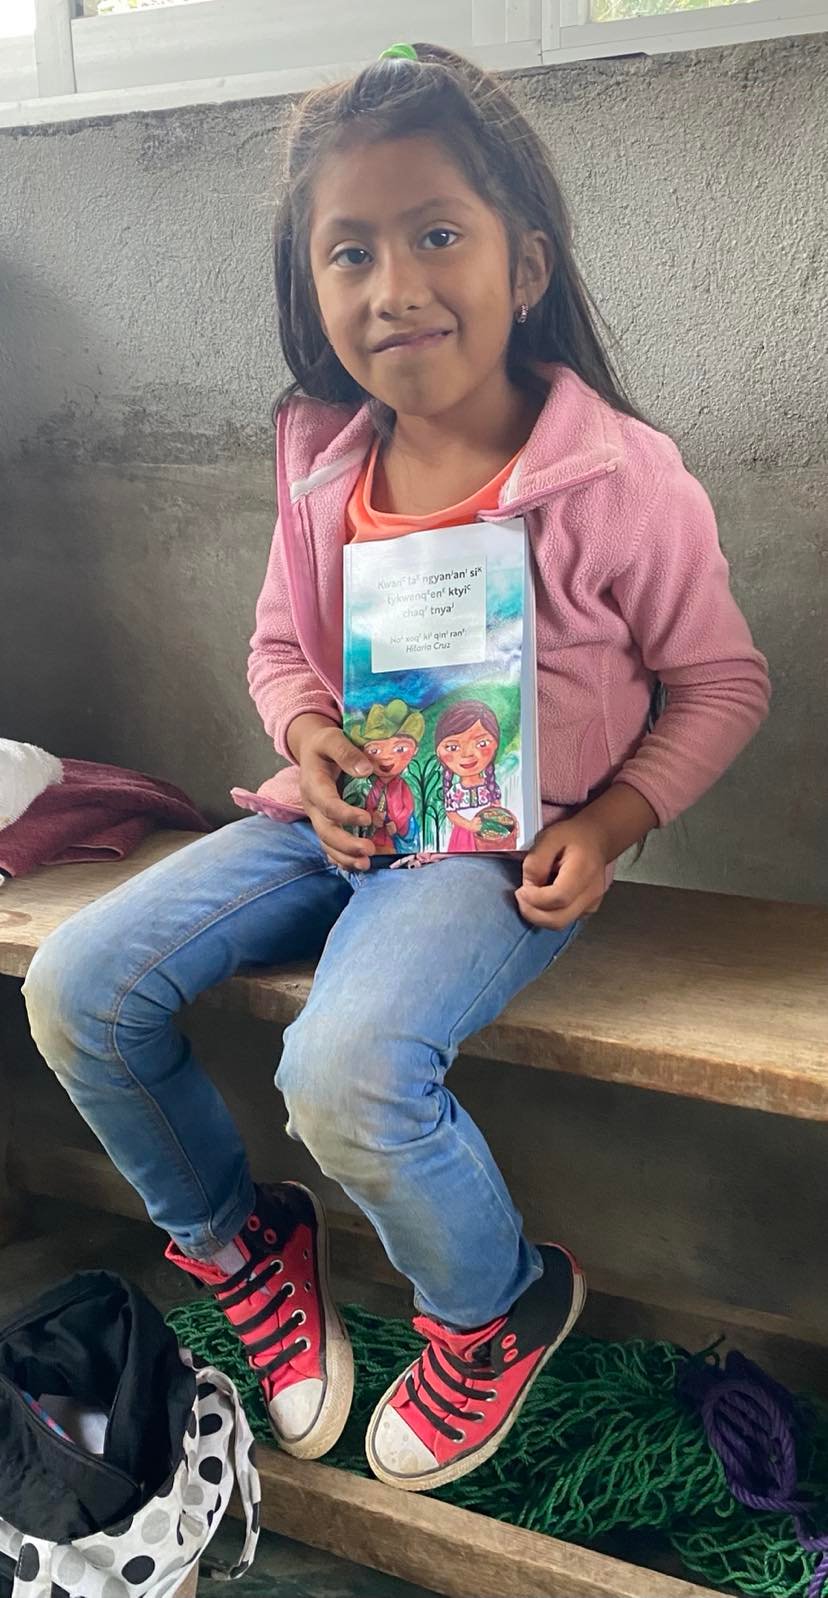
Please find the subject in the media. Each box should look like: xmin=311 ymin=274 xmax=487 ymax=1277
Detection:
xmin=379 ymin=43 xmax=418 ymax=61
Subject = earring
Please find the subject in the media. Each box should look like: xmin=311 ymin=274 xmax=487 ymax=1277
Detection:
xmin=515 ymin=303 xmax=529 ymax=325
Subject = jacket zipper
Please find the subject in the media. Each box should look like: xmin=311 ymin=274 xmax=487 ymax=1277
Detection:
xmin=491 ymin=458 xmax=618 ymax=519
xmin=295 ymin=497 xmax=342 ymax=705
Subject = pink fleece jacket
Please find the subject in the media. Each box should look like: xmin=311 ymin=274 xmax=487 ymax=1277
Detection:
xmin=233 ymin=365 xmax=769 ymax=833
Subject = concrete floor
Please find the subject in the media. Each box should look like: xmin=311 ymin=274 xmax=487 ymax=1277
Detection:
xmin=0 ymin=1197 xmax=437 ymax=1598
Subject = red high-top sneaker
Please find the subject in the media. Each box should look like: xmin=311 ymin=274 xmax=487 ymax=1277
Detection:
xmin=166 ymin=1182 xmax=353 ymax=1459
xmin=366 ymin=1244 xmax=585 ymax=1491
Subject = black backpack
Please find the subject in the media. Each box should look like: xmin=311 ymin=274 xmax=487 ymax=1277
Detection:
xmin=0 ymin=1272 xmax=259 ymax=1597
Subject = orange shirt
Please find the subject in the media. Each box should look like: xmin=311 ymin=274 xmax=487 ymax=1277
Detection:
xmin=346 ymin=437 xmax=520 ymax=541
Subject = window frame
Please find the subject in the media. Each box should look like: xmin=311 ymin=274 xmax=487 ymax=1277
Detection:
xmin=1 ymin=0 xmax=825 ymax=128
xmin=546 ymin=0 xmax=828 ymax=60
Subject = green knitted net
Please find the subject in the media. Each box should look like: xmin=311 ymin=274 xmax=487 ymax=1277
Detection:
xmin=166 ymin=1299 xmax=828 ymax=1597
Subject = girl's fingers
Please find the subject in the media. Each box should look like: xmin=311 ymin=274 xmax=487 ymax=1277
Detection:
xmin=326 ymin=848 xmax=371 ymax=871
xmin=517 ymin=880 xmax=571 ymax=911
xmin=311 ymin=811 xmax=375 ymax=863
xmin=517 ymin=869 xmax=594 ymax=912
xmin=321 ymin=795 xmax=373 ymax=829
xmin=516 ymin=884 xmax=603 ymax=929
xmin=521 ymin=831 xmax=564 ymax=887
xmin=304 ymin=771 xmax=372 ymax=830
xmin=516 ymin=898 xmax=572 ymax=930
xmin=315 ymin=726 xmax=374 ymax=779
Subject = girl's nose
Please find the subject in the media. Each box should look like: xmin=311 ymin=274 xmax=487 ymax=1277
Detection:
xmin=371 ymin=249 xmax=431 ymax=321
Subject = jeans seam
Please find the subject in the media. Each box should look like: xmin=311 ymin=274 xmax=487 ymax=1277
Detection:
xmin=450 ymin=1118 xmax=526 ymax=1250
xmin=431 ymin=919 xmax=581 ymax=1275
xmin=104 ymin=860 xmax=333 ymax=1249
xmin=446 ymin=917 xmax=581 ymax=1053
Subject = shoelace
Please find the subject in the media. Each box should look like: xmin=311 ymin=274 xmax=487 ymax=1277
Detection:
xmin=406 ymin=1339 xmax=498 ymax=1443
xmin=215 ymin=1253 xmax=309 ymax=1381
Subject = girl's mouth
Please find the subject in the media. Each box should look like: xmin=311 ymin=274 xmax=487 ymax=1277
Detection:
xmin=460 ymin=759 xmax=480 ymax=771
xmin=373 ymin=330 xmax=452 ymax=356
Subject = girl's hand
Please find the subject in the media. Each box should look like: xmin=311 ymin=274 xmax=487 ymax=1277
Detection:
xmin=515 ymin=786 xmax=658 ymax=929
xmin=290 ymin=715 xmax=376 ymax=871
xmin=516 ymin=816 xmax=608 ymax=929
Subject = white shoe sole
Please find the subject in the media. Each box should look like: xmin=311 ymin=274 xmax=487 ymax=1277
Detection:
xmin=365 ymin=1265 xmax=587 ymax=1492
xmin=267 ymin=1184 xmax=355 ymax=1462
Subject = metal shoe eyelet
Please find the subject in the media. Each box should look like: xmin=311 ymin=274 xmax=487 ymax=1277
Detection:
xmin=470 ymin=1411 xmax=485 ymax=1423
xmin=285 ymin=1281 xmax=295 ymax=1297
xmin=263 ymin=1227 xmax=278 ymax=1245
xmin=453 ymin=1429 xmax=466 ymax=1443
xmin=304 ymin=1282 xmax=312 ymax=1292
xmin=246 ymin=1216 xmax=261 ymax=1233
xmin=297 ymin=1338 xmax=310 ymax=1353
xmin=295 ymin=1310 xmax=307 ymax=1326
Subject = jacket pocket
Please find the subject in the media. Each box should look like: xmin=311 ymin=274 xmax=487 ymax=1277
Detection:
xmin=538 ymin=710 xmax=612 ymax=809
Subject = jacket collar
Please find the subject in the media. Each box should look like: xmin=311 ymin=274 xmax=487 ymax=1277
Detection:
xmin=499 ymin=364 xmax=622 ymax=512
xmin=287 ymin=364 xmax=623 ymax=511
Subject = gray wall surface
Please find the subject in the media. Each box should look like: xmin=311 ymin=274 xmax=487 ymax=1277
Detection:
xmin=1 ymin=37 xmax=826 ymax=901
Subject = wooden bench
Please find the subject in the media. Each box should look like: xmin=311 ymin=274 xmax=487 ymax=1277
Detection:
xmin=2 ymin=831 xmax=826 ymax=1116
xmin=1 ymin=831 xmax=827 ymax=1598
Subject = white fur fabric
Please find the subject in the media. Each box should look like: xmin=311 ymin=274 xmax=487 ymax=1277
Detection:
xmin=0 ymin=740 xmax=63 ymax=833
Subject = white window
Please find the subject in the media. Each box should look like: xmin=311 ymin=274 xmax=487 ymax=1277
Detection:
xmin=91 ymin=3 xmax=211 ymax=13
xmin=1 ymin=0 xmax=825 ymax=126
xmin=546 ymin=0 xmax=827 ymax=61
xmin=0 ymin=0 xmax=36 ymax=102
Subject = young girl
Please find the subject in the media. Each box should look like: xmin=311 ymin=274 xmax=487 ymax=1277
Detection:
xmin=23 ymin=43 xmax=769 ymax=1494
xmin=435 ymin=700 xmax=502 ymax=851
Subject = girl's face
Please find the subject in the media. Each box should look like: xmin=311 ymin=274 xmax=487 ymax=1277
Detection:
xmin=437 ymin=720 xmax=497 ymax=781
xmin=309 ymin=135 xmax=529 ymax=421
xmin=363 ymin=735 xmax=417 ymax=779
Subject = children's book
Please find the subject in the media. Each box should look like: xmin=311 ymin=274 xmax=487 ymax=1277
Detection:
xmin=342 ymin=519 xmax=540 ymax=857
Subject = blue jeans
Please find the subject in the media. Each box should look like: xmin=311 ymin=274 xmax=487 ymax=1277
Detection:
xmin=23 ymin=818 xmax=578 ymax=1328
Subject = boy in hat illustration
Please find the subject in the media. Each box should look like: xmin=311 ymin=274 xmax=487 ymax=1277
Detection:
xmin=352 ymin=699 xmax=425 ymax=856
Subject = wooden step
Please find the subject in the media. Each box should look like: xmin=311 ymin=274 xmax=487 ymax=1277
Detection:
xmin=1 ymin=831 xmax=826 ymax=1117
xmin=251 ymin=1450 xmax=719 ymax=1598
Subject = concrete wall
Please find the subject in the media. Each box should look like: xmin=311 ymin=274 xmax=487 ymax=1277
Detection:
xmin=1 ymin=37 xmax=826 ymax=900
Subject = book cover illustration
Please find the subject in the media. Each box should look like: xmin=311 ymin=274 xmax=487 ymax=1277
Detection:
xmin=342 ymin=520 xmax=539 ymax=857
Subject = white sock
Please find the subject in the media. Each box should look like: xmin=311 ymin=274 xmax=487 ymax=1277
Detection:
xmin=211 ymin=1240 xmax=246 ymax=1274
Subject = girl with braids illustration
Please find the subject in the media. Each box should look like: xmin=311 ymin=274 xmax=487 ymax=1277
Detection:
xmin=435 ymin=700 xmax=504 ymax=852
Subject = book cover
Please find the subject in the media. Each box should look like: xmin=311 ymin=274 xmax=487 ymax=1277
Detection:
xmin=342 ymin=519 xmax=540 ymax=857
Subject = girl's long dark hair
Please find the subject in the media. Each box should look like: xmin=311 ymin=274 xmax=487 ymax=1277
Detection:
xmin=274 ymin=42 xmax=644 ymax=424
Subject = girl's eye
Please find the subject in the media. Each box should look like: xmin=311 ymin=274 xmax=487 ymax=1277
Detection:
xmin=332 ymin=246 xmax=371 ymax=269
xmin=477 ymin=739 xmax=492 ymax=750
xmin=421 ymin=228 xmax=460 ymax=251
xmin=443 ymin=742 xmax=460 ymax=753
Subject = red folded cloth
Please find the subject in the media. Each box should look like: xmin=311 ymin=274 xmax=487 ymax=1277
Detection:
xmin=0 ymin=758 xmax=211 ymax=879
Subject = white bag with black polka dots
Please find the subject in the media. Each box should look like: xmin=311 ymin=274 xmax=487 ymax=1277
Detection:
xmin=0 ymin=1353 xmax=260 ymax=1598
